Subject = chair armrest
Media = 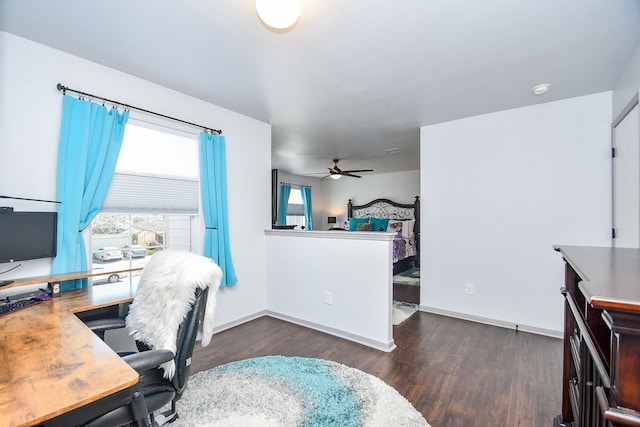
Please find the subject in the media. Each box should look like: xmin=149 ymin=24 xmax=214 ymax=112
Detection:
xmin=84 ymin=318 xmax=126 ymax=333
xmin=122 ymin=349 xmax=175 ymax=373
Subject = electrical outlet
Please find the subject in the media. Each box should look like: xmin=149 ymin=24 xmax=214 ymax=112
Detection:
xmin=325 ymin=291 xmax=333 ymax=304
xmin=465 ymin=283 xmax=474 ymax=296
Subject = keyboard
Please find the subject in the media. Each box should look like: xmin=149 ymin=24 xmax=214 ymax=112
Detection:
xmin=0 ymin=295 xmax=50 ymax=317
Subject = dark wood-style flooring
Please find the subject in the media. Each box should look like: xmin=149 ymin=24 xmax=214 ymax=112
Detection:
xmin=394 ymin=282 xmax=421 ymax=304
xmin=192 ymin=312 xmax=562 ymax=427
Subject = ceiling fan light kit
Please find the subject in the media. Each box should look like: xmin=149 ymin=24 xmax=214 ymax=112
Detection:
xmin=326 ymin=158 xmax=373 ymax=179
xmin=256 ymin=0 xmax=301 ymax=30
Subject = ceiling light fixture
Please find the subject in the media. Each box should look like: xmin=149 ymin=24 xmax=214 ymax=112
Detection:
xmin=256 ymin=0 xmax=301 ymax=30
xmin=329 ymin=174 xmax=342 ymax=180
xmin=532 ymin=83 xmax=551 ymax=96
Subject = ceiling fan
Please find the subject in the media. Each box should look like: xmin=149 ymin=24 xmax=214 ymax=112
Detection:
xmin=324 ymin=158 xmax=373 ymax=179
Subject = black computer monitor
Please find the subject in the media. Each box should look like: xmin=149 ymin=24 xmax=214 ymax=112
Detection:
xmin=0 ymin=211 xmax=58 ymax=263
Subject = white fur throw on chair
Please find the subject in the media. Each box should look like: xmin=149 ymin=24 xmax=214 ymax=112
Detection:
xmin=125 ymin=250 xmax=222 ymax=379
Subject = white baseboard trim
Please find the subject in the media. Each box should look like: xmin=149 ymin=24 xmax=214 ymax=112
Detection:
xmin=211 ymin=310 xmax=268 ymax=335
xmin=264 ymin=310 xmax=397 ymax=353
xmin=419 ymin=305 xmax=563 ymax=339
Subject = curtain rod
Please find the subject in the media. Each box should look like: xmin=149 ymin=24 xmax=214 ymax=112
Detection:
xmin=280 ymin=181 xmax=311 ymax=188
xmin=56 ymin=83 xmax=222 ymax=135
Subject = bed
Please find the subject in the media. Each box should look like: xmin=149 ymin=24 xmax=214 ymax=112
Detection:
xmin=347 ymin=196 xmax=420 ymax=275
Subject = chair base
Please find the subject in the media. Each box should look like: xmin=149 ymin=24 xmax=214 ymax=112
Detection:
xmin=151 ymin=405 xmax=179 ymax=426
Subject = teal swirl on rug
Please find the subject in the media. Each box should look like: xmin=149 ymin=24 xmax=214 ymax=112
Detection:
xmin=172 ymin=356 xmax=429 ymax=426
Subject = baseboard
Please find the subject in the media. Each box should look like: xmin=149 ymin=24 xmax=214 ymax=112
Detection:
xmin=211 ymin=309 xmax=269 ymax=335
xmin=419 ymin=305 xmax=563 ymax=339
xmin=211 ymin=310 xmax=397 ymax=352
xmin=265 ymin=310 xmax=397 ymax=353
xmin=210 ymin=306 xmax=561 ymax=350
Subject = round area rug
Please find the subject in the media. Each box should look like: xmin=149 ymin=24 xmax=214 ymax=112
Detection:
xmin=172 ymin=356 xmax=429 ymax=427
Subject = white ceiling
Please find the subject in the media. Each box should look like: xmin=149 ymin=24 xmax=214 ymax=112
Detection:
xmin=1 ymin=1 xmax=639 ymax=177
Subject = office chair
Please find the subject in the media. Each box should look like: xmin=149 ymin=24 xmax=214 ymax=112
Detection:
xmin=82 ymin=250 xmax=221 ymax=427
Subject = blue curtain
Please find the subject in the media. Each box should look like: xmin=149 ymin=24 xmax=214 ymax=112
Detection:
xmin=278 ymin=183 xmax=291 ymax=225
xmin=199 ymin=133 xmax=237 ymax=288
xmin=51 ymin=95 xmax=128 ymax=291
xmin=301 ymin=186 xmax=313 ymax=230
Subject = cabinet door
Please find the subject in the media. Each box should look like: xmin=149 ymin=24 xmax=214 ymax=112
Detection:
xmin=613 ymin=102 xmax=640 ymax=248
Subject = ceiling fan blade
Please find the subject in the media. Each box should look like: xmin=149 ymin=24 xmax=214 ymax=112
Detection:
xmin=342 ymin=169 xmax=373 ymax=173
xmin=321 ymin=159 xmax=370 ymax=178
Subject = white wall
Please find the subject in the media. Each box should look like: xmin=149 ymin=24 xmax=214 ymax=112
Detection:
xmin=323 ymin=170 xmax=420 ymax=227
xmin=420 ymin=92 xmax=612 ymax=335
xmin=613 ymin=42 xmax=640 ymax=120
xmin=265 ymin=229 xmax=395 ymax=351
xmin=0 ymin=32 xmax=271 ymax=328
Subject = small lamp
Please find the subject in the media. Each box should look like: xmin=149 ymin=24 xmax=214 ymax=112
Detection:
xmin=327 ymin=216 xmax=337 ymax=229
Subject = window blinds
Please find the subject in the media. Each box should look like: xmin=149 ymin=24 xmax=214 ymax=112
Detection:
xmin=102 ymin=172 xmax=199 ymax=214
xmin=287 ymin=203 xmax=304 ymax=215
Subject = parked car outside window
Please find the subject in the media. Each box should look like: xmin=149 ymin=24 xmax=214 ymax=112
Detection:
xmin=93 ymin=270 xmax=123 ymax=285
xmin=93 ymin=247 xmax=124 ymax=261
xmin=121 ymin=244 xmax=147 ymax=258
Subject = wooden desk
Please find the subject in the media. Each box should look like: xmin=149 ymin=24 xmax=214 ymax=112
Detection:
xmin=0 ymin=278 xmax=140 ymax=427
xmin=0 ymin=267 xmax=142 ymax=296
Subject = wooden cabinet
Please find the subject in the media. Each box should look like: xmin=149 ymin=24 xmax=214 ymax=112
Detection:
xmin=554 ymin=246 xmax=640 ymax=427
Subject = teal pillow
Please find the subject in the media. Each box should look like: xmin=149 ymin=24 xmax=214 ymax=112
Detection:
xmin=370 ymin=217 xmax=390 ymax=232
xmin=349 ymin=217 xmax=370 ymax=231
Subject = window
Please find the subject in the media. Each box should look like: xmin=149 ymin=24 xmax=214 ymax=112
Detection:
xmin=285 ymin=188 xmax=306 ymax=229
xmin=90 ymin=122 xmax=200 ymax=285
